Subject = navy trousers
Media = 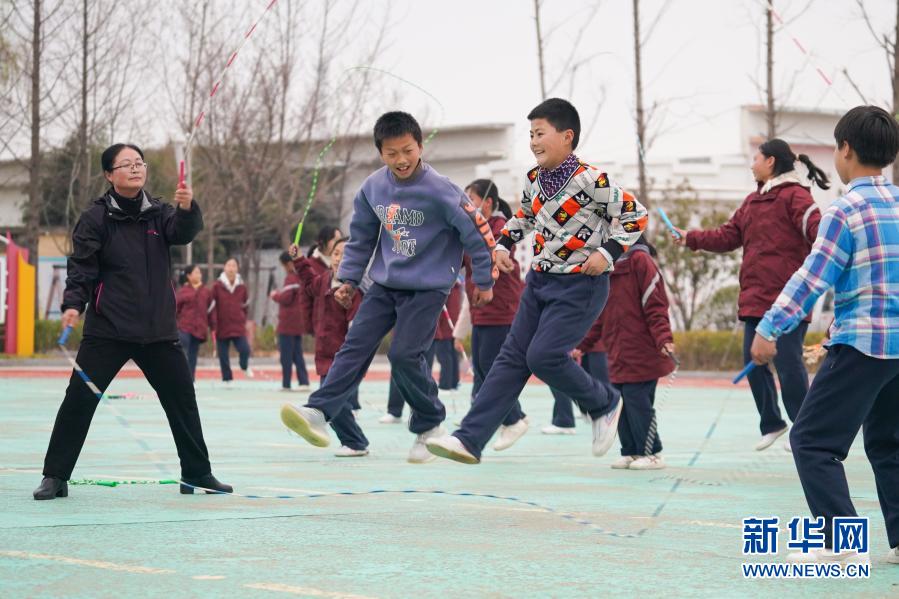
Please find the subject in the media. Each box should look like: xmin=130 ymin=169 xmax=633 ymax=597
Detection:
xmin=217 ymin=336 xmax=251 ymax=381
xmin=278 ymin=334 xmax=310 ymax=389
xmin=319 ymin=369 xmax=368 ymax=450
xmin=616 ymin=380 xmax=662 ymax=456
xmin=178 ymin=330 xmax=202 ymax=381
xmin=549 ymin=351 xmax=609 ymax=428
xmin=454 ymin=272 xmax=619 ymax=458
xmin=305 ymin=284 xmax=446 ymax=434
xmin=791 ymin=344 xmax=899 ymax=549
xmin=385 ymin=338 xmax=455 ymax=417
xmin=429 ymin=339 xmax=460 ymax=391
xmin=472 ymin=325 xmax=526 ymax=427
xmin=743 ymin=317 xmax=809 ymax=435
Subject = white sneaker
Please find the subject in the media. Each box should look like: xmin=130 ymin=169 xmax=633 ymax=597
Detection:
xmin=887 ymin=547 xmax=899 ymax=564
xmin=592 ymin=398 xmax=623 ymax=457
xmin=541 ymin=424 xmax=576 ymax=435
xmin=295 ymin=384 xmax=311 ymax=392
xmin=279 ymin=387 xmax=293 ymax=393
xmin=334 ymin=446 xmax=369 ymax=458
xmin=611 ymin=455 xmax=637 ymax=469
xmin=378 ymin=414 xmax=403 ymax=424
xmin=783 ymin=439 xmax=792 ymax=452
xmin=755 ymin=426 xmax=788 ymax=451
xmin=408 ymin=426 xmax=446 ymax=464
xmin=629 ymin=454 xmax=666 ymax=470
xmin=493 ymin=417 xmax=529 ymax=451
xmin=222 ymin=380 xmax=234 ymax=388
xmin=243 ymin=367 xmax=255 ymax=379
xmin=426 ymin=434 xmax=479 ymax=464
xmin=279 ymin=404 xmax=330 ymax=447
xmin=786 ymin=548 xmax=870 ymax=565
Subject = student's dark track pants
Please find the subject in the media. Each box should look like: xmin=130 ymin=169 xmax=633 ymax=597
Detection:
xmin=454 ymin=271 xmax=619 ymax=458
xmin=305 ymin=283 xmax=446 ymax=434
xmin=278 ymin=334 xmax=310 ymax=389
xmin=790 ymin=344 xmax=899 ymax=549
xmin=616 ymin=380 xmax=662 ymax=456
xmin=550 ymin=351 xmax=609 ymax=428
xmin=743 ymin=317 xmax=809 ymax=435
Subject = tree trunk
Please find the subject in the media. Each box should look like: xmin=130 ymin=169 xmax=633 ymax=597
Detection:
xmin=24 ymin=0 xmax=42 ymax=272
xmin=534 ymin=0 xmax=547 ymax=100
xmin=633 ymin=0 xmax=649 ymax=208
xmin=78 ymin=0 xmax=90 ymax=212
xmin=766 ymin=2 xmax=776 ymax=139
xmin=206 ymin=225 xmax=216 ymax=283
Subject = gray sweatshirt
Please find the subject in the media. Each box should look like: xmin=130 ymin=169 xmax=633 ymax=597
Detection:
xmin=338 ymin=162 xmax=495 ymax=292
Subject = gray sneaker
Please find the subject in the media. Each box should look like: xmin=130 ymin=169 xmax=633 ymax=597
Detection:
xmin=280 ymin=404 xmax=330 ymax=447
xmin=591 ymin=397 xmax=623 ymax=457
xmin=408 ymin=425 xmax=446 ymax=463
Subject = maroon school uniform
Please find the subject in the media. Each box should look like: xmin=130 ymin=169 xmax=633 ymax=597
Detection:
xmin=176 ymin=284 xmax=213 ymax=341
xmin=271 ymin=271 xmax=305 ymax=336
xmin=295 ymin=258 xmax=362 ymax=376
xmin=294 ymin=251 xmax=328 ymax=335
xmin=595 ymin=246 xmax=674 ymax=384
xmin=210 ymin=274 xmax=249 ymax=338
xmin=686 ymin=179 xmax=820 ymax=321
xmin=463 ymin=215 xmax=523 ymax=326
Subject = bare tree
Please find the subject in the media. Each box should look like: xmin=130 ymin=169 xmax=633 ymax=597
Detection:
xmin=531 ymin=1 xmax=607 ymax=146
xmin=533 ymin=0 xmax=547 ymax=100
xmin=857 ymin=0 xmax=899 ymax=182
xmin=166 ymin=0 xmax=390 ymax=315
xmin=633 ymin=0 xmax=648 ymax=208
xmin=630 ymin=0 xmax=675 ymax=210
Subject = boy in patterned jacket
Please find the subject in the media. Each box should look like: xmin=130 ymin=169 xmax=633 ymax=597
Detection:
xmin=428 ymin=98 xmax=648 ymax=464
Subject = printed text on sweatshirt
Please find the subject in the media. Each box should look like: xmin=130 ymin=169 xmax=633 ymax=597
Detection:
xmin=338 ymin=162 xmax=496 ymax=291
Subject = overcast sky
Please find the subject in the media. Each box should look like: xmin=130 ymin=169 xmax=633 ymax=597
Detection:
xmin=358 ymin=0 xmax=895 ymax=166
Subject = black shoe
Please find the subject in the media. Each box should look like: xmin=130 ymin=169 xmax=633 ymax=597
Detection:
xmin=180 ymin=474 xmax=233 ymax=495
xmin=33 ymin=477 xmax=68 ymax=500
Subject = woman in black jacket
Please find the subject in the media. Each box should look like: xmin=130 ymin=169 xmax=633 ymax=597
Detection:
xmin=33 ymin=143 xmax=232 ymax=500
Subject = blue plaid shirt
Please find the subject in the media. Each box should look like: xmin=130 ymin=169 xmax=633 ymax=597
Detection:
xmin=757 ymin=176 xmax=899 ymax=359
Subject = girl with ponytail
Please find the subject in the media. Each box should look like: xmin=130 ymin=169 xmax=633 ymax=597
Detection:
xmin=671 ymin=138 xmax=827 ymax=452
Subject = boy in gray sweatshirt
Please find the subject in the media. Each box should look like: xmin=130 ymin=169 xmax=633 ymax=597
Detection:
xmin=280 ymin=111 xmax=496 ymax=463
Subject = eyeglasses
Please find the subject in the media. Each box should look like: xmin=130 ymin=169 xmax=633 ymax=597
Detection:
xmin=110 ymin=161 xmax=148 ymax=172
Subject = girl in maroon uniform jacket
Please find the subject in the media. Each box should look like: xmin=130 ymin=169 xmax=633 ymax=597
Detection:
xmin=463 ymin=180 xmax=529 ymax=452
xmin=673 ymin=139 xmax=830 ymax=452
xmin=293 ymin=238 xmax=368 ymax=456
xmin=270 ymin=251 xmax=310 ymax=391
xmin=211 ymin=257 xmax=252 ymax=383
xmin=176 ymin=264 xmax=213 ymax=381
xmin=593 ymin=238 xmax=675 ymax=470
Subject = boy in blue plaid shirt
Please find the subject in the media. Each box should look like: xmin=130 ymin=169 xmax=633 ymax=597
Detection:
xmin=751 ymin=106 xmax=899 ymax=566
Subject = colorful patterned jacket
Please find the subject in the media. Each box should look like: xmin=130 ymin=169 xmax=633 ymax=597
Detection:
xmin=497 ymin=161 xmax=648 ymax=274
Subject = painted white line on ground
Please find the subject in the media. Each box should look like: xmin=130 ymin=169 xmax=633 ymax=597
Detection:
xmin=244 ymin=582 xmax=377 ymax=598
xmin=0 ymin=551 xmax=174 ymax=574
xmin=193 ymin=575 xmax=227 ymax=580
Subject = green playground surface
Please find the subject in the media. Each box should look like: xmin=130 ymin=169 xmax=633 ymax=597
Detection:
xmin=1 ymin=372 xmax=897 ymax=598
